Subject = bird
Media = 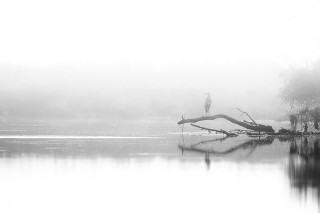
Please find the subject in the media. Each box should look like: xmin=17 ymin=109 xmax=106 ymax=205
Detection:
xmin=204 ymin=93 xmax=211 ymax=116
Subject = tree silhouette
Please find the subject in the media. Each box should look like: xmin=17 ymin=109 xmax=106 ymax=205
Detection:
xmin=280 ymin=62 xmax=320 ymax=110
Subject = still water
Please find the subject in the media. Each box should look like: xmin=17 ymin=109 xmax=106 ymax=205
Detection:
xmin=0 ymin=120 xmax=319 ymax=213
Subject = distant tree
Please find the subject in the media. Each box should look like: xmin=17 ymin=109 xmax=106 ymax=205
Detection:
xmin=280 ymin=62 xmax=320 ymax=110
xmin=280 ymin=61 xmax=320 ymax=132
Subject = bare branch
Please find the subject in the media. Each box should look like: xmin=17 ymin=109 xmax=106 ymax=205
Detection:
xmin=236 ymin=108 xmax=258 ymax=126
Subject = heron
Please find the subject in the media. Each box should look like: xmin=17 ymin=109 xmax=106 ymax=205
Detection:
xmin=204 ymin=93 xmax=211 ymax=116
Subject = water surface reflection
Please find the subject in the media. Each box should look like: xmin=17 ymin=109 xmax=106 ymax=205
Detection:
xmin=0 ymin=129 xmax=319 ymax=213
xmin=288 ymin=137 xmax=320 ymax=203
xmin=180 ymin=135 xmax=320 ymax=207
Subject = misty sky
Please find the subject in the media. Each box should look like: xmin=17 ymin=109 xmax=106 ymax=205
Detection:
xmin=1 ymin=0 xmax=320 ymax=120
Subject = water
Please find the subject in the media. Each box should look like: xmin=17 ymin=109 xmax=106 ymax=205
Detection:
xmin=0 ymin=120 xmax=319 ymax=213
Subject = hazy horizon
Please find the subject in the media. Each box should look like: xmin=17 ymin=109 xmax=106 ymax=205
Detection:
xmin=1 ymin=0 xmax=320 ymax=121
xmin=0 ymin=62 xmax=288 ymax=121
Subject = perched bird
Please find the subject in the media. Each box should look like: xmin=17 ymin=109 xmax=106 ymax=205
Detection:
xmin=204 ymin=93 xmax=211 ymax=116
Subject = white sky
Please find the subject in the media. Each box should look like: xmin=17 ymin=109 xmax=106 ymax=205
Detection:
xmin=1 ymin=0 xmax=320 ymax=66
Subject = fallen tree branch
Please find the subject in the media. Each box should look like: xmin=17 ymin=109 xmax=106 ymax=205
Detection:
xmin=190 ymin=124 xmax=237 ymax=137
xmin=177 ymin=114 xmax=275 ymax=132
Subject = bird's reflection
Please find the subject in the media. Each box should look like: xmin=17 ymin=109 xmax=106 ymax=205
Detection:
xmin=205 ymin=152 xmax=210 ymax=169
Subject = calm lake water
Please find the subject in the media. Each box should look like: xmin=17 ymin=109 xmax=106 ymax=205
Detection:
xmin=0 ymin=120 xmax=319 ymax=213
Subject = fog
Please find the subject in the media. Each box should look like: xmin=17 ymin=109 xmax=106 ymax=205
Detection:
xmin=1 ymin=0 xmax=320 ymax=120
xmin=0 ymin=63 xmax=285 ymax=120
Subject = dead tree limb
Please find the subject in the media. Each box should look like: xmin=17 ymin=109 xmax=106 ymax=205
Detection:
xmin=236 ymin=108 xmax=258 ymax=126
xmin=177 ymin=114 xmax=275 ymax=132
xmin=190 ymin=124 xmax=237 ymax=137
